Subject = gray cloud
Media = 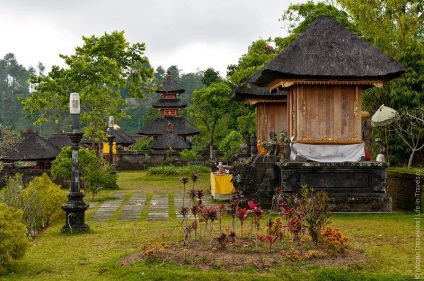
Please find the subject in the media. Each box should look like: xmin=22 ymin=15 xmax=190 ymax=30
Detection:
xmin=0 ymin=0 xmax=303 ymax=75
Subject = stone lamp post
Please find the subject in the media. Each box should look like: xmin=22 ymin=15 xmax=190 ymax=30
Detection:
xmin=107 ymin=116 xmax=115 ymax=164
xmin=61 ymin=92 xmax=89 ymax=233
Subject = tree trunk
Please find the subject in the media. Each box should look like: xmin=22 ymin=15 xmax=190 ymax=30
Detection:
xmin=408 ymin=149 xmax=416 ymax=168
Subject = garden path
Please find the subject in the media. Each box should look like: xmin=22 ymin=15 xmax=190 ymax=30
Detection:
xmin=88 ymin=191 xmax=216 ymax=222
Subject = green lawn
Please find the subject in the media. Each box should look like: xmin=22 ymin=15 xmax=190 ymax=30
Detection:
xmin=0 ymin=170 xmax=420 ymax=281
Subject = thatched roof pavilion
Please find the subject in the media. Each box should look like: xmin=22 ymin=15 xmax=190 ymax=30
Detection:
xmin=1 ymin=129 xmax=60 ymax=167
xmin=150 ymin=130 xmax=190 ymax=150
xmin=47 ymin=132 xmax=72 ymax=149
xmin=138 ymin=116 xmax=200 ymax=138
xmin=253 ymin=15 xmax=406 ymax=89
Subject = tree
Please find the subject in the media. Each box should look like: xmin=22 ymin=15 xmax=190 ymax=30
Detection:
xmin=333 ymin=0 xmax=424 ymax=164
xmin=201 ymin=68 xmax=222 ymax=87
xmin=20 ymin=31 xmax=155 ymax=144
xmin=0 ymin=124 xmax=21 ymax=159
xmin=394 ymin=107 xmax=424 ymax=167
xmin=190 ymin=82 xmax=232 ymax=159
xmin=0 ymin=53 xmax=34 ymax=131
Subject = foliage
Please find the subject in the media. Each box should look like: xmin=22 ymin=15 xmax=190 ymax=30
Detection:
xmin=0 ymin=124 xmax=21 ymax=157
xmin=0 ymin=173 xmax=66 ymax=237
xmin=23 ymin=173 xmax=67 ymax=233
xmin=321 ymin=226 xmax=349 ymax=255
xmin=179 ymin=149 xmax=200 ymax=163
xmin=201 ymin=67 xmax=222 ymax=87
xmin=84 ymin=163 xmax=118 ymax=198
xmin=129 ymin=136 xmax=152 ymax=151
xmin=218 ymin=130 xmax=244 ymax=159
xmin=51 ymin=146 xmax=117 ymax=198
xmin=0 ymin=53 xmax=35 ymax=132
xmin=333 ymin=0 xmax=424 ymax=164
xmin=297 ymin=185 xmax=332 ymax=244
xmin=51 ymin=146 xmax=99 ymax=181
xmin=147 ymin=165 xmax=209 ymax=175
xmin=20 ymin=31 xmax=155 ymax=143
xmin=189 ymin=81 xmax=232 ymax=159
xmin=394 ymin=107 xmax=424 ymax=167
xmin=0 ymin=202 xmax=31 ymax=274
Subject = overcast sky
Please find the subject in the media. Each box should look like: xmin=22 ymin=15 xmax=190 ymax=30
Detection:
xmin=0 ymin=0 xmax=309 ymax=76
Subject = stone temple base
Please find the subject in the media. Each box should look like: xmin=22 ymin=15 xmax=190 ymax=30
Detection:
xmin=277 ymin=161 xmax=392 ymax=212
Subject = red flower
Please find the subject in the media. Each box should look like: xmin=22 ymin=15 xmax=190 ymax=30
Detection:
xmin=248 ymin=200 xmax=258 ymax=209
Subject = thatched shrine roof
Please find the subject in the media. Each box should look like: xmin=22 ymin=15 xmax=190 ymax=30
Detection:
xmin=157 ymin=71 xmax=185 ymax=94
xmin=137 ymin=116 xmax=200 ymax=137
xmin=230 ymin=82 xmax=288 ymax=102
xmin=81 ymin=126 xmax=135 ymax=146
xmin=1 ymin=129 xmax=60 ymax=161
xmin=153 ymin=99 xmax=187 ymax=108
xmin=112 ymin=128 xmax=135 ymax=145
xmin=47 ymin=132 xmax=72 ymax=149
xmin=253 ymin=16 xmax=406 ymax=87
xmin=149 ymin=131 xmax=190 ymax=150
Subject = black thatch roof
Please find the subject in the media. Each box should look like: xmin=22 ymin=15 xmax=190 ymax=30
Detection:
xmin=230 ymin=82 xmax=288 ymax=102
xmin=157 ymin=71 xmax=185 ymax=94
xmin=149 ymin=131 xmax=190 ymax=150
xmin=47 ymin=133 xmax=72 ymax=149
xmin=112 ymin=128 xmax=135 ymax=145
xmin=1 ymin=130 xmax=60 ymax=161
xmin=253 ymin=16 xmax=406 ymax=87
xmin=152 ymin=99 xmax=187 ymax=108
xmin=137 ymin=116 xmax=200 ymax=137
xmin=81 ymin=126 xmax=135 ymax=146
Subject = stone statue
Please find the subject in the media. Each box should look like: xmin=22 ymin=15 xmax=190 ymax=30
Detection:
xmin=375 ymin=138 xmax=386 ymax=162
xmin=262 ymin=131 xmax=279 ymax=156
xmin=250 ymin=134 xmax=258 ymax=156
xmin=280 ymin=130 xmax=291 ymax=160
xmin=362 ymin=119 xmax=373 ymax=148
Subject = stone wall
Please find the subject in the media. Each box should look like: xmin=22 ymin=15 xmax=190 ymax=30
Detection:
xmin=115 ymin=150 xmax=215 ymax=171
xmin=387 ymin=171 xmax=423 ymax=211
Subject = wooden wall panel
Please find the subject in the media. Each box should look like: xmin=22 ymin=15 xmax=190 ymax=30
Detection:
xmin=293 ymin=85 xmax=360 ymax=143
xmin=256 ymin=102 xmax=288 ymax=142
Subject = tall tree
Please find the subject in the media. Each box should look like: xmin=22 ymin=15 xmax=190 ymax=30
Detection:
xmin=190 ymin=81 xmax=232 ymax=159
xmin=20 ymin=31 xmax=155 ymax=143
xmin=201 ymin=67 xmax=222 ymax=87
xmin=0 ymin=53 xmax=33 ymax=130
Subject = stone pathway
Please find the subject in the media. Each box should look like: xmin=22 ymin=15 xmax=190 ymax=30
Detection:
xmin=88 ymin=191 xmax=215 ymax=222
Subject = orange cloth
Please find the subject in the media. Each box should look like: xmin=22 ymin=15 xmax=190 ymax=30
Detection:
xmin=257 ymin=140 xmax=267 ymax=154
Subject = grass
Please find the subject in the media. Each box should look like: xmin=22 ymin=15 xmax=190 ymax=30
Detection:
xmin=0 ymin=170 xmax=420 ymax=281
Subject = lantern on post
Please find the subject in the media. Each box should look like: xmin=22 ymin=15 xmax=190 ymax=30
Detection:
xmin=107 ymin=116 xmax=116 ymax=164
xmin=61 ymin=92 xmax=89 ymax=233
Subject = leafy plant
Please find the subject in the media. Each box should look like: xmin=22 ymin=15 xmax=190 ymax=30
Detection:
xmin=321 ymin=226 xmax=349 ymax=255
xmin=0 ymin=202 xmax=31 ymax=274
xmin=297 ymin=185 xmax=331 ymax=245
xmin=179 ymin=149 xmax=200 ymax=163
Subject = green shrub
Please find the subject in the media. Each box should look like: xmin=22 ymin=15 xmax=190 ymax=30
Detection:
xmin=147 ymin=165 xmax=209 ymax=175
xmin=0 ymin=173 xmax=67 ymax=236
xmin=84 ymin=163 xmax=118 ymax=198
xmin=219 ymin=130 xmax=244 ymax=159
xmin=179 ymin=149 xmax=200 ymax=163
xmin=130 ymin=136 xmax=152 ymax=151
xmin=0 ymin=202 xmax=31 ymax=274
xmin=23 ymin=173 xmax=67 ymax=232
xmin=51 ymin=146 xmax=99 ymax=181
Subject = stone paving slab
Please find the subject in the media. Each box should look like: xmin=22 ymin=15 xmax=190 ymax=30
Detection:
xmin=146 ymin=193 xmax=169 ymax=221
xmin=118 ymin=192 xmax=146 ymax=221
xmin=89 ymin=192 xmax=126 ymax=222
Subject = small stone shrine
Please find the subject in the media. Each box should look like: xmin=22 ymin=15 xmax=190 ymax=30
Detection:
xmin=137 ymin=70 xmax=200 ymax=150
xmin=232 ymin=16 xmax=406 ymax=211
